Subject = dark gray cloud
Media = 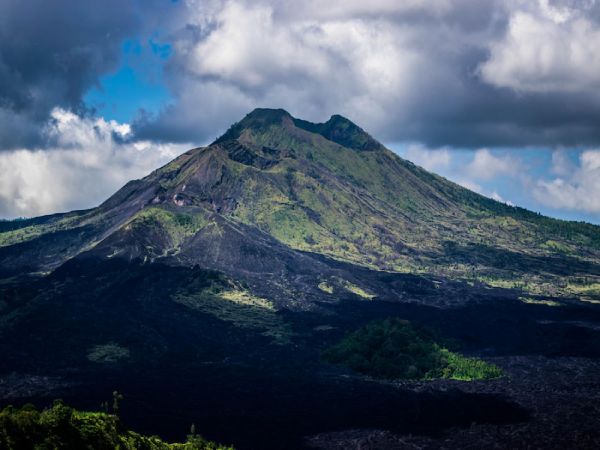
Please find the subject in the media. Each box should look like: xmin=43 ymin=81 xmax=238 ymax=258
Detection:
xmin=4 ymin=0 xmax=600 ymax=150
xmin=134 ymin=0 xmax=600 ymax=149
xmin=0 ymin=0 xmax=169 ymax=150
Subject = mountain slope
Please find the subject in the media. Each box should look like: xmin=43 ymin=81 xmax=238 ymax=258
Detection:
xmin=2 ymin=108 xmax=598 ymax=301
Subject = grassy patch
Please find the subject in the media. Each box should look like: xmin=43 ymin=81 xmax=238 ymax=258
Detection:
xmin=440 ymin=350 xmax=503 ymax=381
xmin=172 ymin=283 xmax=291 ymax=345
xmin=0 ymin=401 xmax=231 ymax=449
xmin=567 ymin=282 xmax=600 ymax=297
xmin=564 ymin=281 xmax=600 ymax=303
xmin=542 ymin=239 xmax=572 ymax=254
xmin=322 ymin=318 xmax=502 ymax=381
xmin=519 ymin=297 xmax=561 ymax=307
xmin=87 ymin=342 xmax=131 ymax=364
xmin=128 ymin=207 xmax=208 ymax=247
xmin=339 ymin=279 xmax=375 ymax=300
xmin=218 ymin=290 xmax=275 ymax=310
xmin=317 ymin=282 xmax=334 ymax=294
xmin=0 ymin=213 xmax=85 ymax=248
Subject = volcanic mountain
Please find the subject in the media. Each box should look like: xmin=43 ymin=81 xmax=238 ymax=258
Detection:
xmin=2 ymin=108 xmax=599 ymax=301
xmin=1 ymin=109 xmax=600 ymax=449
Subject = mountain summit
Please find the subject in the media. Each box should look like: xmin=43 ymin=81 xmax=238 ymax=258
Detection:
xmin=216 ymin=108 xmax=384 ymax=152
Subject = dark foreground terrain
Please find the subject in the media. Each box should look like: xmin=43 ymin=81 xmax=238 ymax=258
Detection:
xmin=1 ymin=259 xmax=600 ymax=449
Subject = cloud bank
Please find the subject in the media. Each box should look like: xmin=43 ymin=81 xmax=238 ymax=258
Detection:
xmin=5 ymin=0 xmax=600 ymax=151
xmin=0 ymin=109 xmax=187 ymax=217
xmin=533 ymin=150 xmax=600 ymax=214
xmin=134 ymin=0 xmax=600 ymax=149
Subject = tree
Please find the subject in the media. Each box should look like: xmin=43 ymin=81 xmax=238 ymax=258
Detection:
xmin=112 ymin=391 xmax=124 ymax=416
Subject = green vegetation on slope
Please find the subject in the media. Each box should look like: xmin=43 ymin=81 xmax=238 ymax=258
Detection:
xmin=172 ymin=278 xmax=292 ymax=345
xmin=129 ymin=207 xmax=209 ymax=246
xmin=0 ymin=212 xmax=94 ymax=249
xmin=87 ymin=342 xmax=131 ymax=364
xmin=216 ymin=114 xmax=600 ymax=297
xmin=0 ymin=401 xmax=231 ymax=450
xmin=323 ymin=318 xmax=502 ymax=381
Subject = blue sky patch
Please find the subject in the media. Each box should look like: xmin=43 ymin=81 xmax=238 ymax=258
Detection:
xmin=84 ymin=39 xmax=172 ymax=123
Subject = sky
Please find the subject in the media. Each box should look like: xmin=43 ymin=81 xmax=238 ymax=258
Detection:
xmin=1 ymin=0 xmax=600 ymax=224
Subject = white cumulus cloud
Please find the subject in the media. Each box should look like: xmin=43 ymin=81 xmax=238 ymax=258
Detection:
xmin=464 ymin=148 xmax=518 ymax=180
xmin=480 ymin=1 xmax=600 ymax=93
xmin=533 ymin=150 xmax=600 ymax=213
xmin=0 ymin=109 xmax=188 ymax=218
xmin=404 ymin=144 xmax=452 ymax=171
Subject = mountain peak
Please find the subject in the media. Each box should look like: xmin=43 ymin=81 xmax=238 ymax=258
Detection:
xmin=213 ymin=108 xmax=292 ymax=144
xmin=327 ymin=113 xmax=352 ymax=124
xmin=246 ymin=107 xmax=292 ymax=121
xmin=215 ymin=108 xmax=384 ymax=151
xmin=293 ymin=113 xmax=384 ymax=151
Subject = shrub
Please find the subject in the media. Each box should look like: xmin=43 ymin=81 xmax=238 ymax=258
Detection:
xmin=0 ymin=401 xmax=233 ymax=450
xmin=322 ymin=318 xmax=501 ymax=381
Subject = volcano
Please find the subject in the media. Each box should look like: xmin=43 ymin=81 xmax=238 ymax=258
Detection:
xmin=1 ymin=109 xmax=600 ymax=449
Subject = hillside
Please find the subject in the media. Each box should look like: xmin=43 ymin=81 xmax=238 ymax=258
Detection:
xmin=1 ymin=108 xmax=599 ymax=302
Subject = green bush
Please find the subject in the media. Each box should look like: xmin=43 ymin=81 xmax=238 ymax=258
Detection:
xmin=441 ymin=349 xmax=503 ymax=381
xmin=0 ymin=401 xmax=232 ymax=450
xmin=322 ymin=318 xmax=502 ymax=381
